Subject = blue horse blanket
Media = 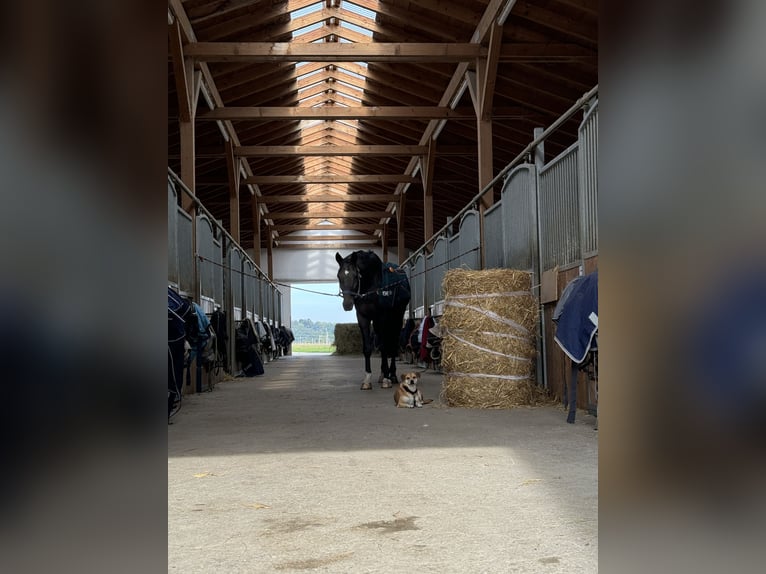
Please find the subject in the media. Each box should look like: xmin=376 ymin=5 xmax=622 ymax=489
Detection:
xmin=553 ymin=272 xmax=598 ymax=363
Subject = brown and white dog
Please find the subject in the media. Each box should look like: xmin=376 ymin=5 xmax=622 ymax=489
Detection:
xmin=394 ymin=372 xmax=433 ymax=408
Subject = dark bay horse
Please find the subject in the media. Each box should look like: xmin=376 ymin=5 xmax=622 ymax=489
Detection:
xmin=335 ymin=251 xmax=410 ymax=390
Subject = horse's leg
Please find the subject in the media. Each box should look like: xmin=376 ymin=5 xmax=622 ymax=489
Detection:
xmin=379 ymin=351 xmax=392 ymax=388
xmin=358 ymin=316 xmax=373 ymax=390
xmin=566 ymin=360 xmax=579 ymax=423
xmin=389 ymin=352 xmax=397 ymax=384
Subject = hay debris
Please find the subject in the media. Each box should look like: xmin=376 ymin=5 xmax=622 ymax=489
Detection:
xmin=440 ymin=268 xmax=541 ymax=408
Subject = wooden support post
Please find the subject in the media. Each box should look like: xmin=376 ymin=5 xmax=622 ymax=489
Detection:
xmin=266 ymin=229 xmax=274 ymax=281
xmin=252 ymin=196 xmax=262 ymax=267
xmin=397 ymin=196 xmax=407 ymax=264
xmin=480 ymin=23 xmax=502 ymax=122
xmin=226 ymin=140 xmax=240 ymax=243
xmin=420 ymin=138 xmax=436 ymax=251
xmin=170 ymin=19 xmax=198 ymax=213
xmin=381 ymin=224 xmax=389 ymax=262
xmin=469 ymin=33 xmax=501 ymax=268
xmin=475 ymin=58 xmax=494 ymax=209
xmin=179 ymin=121 xmax=196 ymax=213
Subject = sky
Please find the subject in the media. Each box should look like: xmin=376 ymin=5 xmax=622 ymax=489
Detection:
xmin=289 ymin=282 xmax=356 ymax=324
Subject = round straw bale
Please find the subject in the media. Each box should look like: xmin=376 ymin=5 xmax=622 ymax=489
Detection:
xmin=439 ymin=268 xmax=541 ymax=408
xmin=333 ymin=323 xmax=363 ymax=355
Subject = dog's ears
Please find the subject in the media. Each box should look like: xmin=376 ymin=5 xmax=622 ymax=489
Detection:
xmin=400 ymin=373 xmax=406 ymax=382
xmin=335 ymin=252 xmax=344 ymax=266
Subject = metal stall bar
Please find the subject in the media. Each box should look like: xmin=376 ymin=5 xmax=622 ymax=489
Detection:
xmin=578 ymin=100 xmax=599 ymax=258
xmin=197 ymin=213 xmax=218 ymax=313
xmin=177 ymin=208 xmax=194 ymax=295
xmin=483 ymin=201 xmax=504 ymax=269
xmin=431 ymin=236 xmax=449 ymax=315
xmin=458 ymin=210 xmax=481 ymax=270
xmin=501 ymin=164 xmax=537 ymax=272
xmin=539 ymin=143 xmax=580 ymax=272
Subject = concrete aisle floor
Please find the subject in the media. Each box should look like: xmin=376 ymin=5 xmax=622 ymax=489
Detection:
xmin=168 ymin=355 xmax=598 ymax=574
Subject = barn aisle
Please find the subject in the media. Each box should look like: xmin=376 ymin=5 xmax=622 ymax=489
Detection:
xmin=168 ymin=355 xmax=597 ymax=573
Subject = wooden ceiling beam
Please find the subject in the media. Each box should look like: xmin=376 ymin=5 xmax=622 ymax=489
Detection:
xmin=514 ymin=3 xmax=597 ymax=46
xmin=236 ymin=145 xmax=426 ymax=157
xmin=257 ymin=194 xmax=397 ymax=203
xmin=266 ymin=211 xmax=390 ymax=220
xmin=200 ymin=106 xmax=473 ymax=121
xmin=498 ymin=43 xmax=596 ymax=62
xmin=275 ymin=242 xmax=381 ymax=250
xmin=185 ymin=42 xmax=487 ymax=62
xmin=273 ymin=223 xmax=385 ymax=231
xmin=195 ymin=0 xmax=318 ymax=40
xmin=351 ymin=0 xmax=477 ymax=31
xmin=275 ymin=234 xmax=376 ymax=242
xmin=184 ymin=41 xmax=592 ymax=65
xmin=402 ymin=0 xmax=484 ymax=26
xmin=246 ymin=174 xmax=417 ymax=184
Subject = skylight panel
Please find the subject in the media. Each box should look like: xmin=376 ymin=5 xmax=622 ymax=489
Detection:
xmin=340 ymin=21 xmax=372 ymax=37
xmin=334 ymin=80 xmax=360 ymax=91
xmin=292 ymin=21 xmax=324 ymax=38
xmin=343 ymin=1 xmax=377 ymax=21
xmin=290 ymin=2 xmax=323 ymax=20
xmin=296 ymin=68 xmax=326 ymax=82
xmin=338 ymin=93 xmax=362 ymax=103
xmin=339 ymin=38 xmax=352 ymax=43
xmin=336 ymin=67 xmax=365 ymax=81
xmin=299 ymin=120 xmax=324 ymax=130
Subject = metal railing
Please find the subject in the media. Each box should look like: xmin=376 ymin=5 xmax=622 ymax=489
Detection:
xmin=168 ymin=167 xmax=284 ymax=374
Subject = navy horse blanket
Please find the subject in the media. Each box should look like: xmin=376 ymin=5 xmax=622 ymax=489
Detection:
xmin=553 ymin=272 xmax=598 ymax=363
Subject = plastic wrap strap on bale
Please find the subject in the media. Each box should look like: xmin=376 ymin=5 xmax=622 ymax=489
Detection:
xmin=447 ymin=372 xmax=532 ymax=381
xmin=448 ymin=332 xmax=532 ymax=362
xmin=445 ymin=301 xmax=531 ymax=336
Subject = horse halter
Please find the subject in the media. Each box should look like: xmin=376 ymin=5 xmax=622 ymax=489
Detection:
xmin=339 ymin=264 xmax=364 ymax=300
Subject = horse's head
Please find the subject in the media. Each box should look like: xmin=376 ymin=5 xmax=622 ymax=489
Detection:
xmin=336 ymin=251 xmax=360 ymax=311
